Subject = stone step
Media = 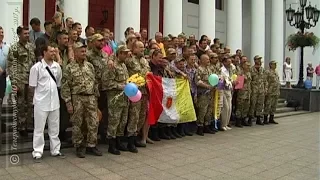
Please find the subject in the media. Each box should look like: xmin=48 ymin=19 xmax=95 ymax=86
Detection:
xmin=276 ymin=107 xmax=296 ymax=114
xmin=274 ymin=110 xmax=310 ymax=119
xmin=278 ymin=98 xmax=286 ymax=103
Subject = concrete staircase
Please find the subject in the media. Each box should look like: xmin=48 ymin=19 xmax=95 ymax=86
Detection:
xmin=274 ymin=98 xmax=309 ymax=118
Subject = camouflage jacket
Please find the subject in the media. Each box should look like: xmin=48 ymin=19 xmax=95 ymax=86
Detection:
xmin=61 ymin=61 xmax=99 ymax=103
xmin=125 ymin=55 xmax=150 ymax=94
xmin=196 ymin=65 xmax=212 ymax=95
xmin=102 ymin=58 xmax=129 ymax=91
xmin=209 ymin=63 xmax=221 ymax=75
xmin=265 ymin=69 xmax=280 ymax=96
xmin=250 ymin=66 xmax=267 ymax=93
xmin=7 ymin=41 xmax=35 ymax=86
xmin=238 ymin=70 xmax=252 ymax=98
xmin=87 ymin=48 xmax=109 ymax=91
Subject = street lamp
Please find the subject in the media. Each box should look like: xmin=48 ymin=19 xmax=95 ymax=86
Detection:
xmin=286 ymin=0 xmax=319 ymax=88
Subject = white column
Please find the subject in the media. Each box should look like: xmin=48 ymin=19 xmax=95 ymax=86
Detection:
xmin=118 ymin=0 xmax=141 ymax=41
xmin=115 ymin=0 xmax=120 ymax=42
xmin=226 ymin=0 xmax=242 ymax=54
xmin=250 ymin=0 xmax=265 ymax=62
xmin=29 ymin=0 xmax=45 ymax=30
xmin=199 ymin=0 xmax=215 ymax=41
xmin=149 ymin=0 xmax=160 ymax=39
xmin=0 ymin=0 xmax=23 ymax=45
xmin=64 ymin=0 xmax=89 ymax=38
xmin=163 ymin=0 xmax=183 ymax=36
xmin=271 ymin=0 xmax=284 ymax=80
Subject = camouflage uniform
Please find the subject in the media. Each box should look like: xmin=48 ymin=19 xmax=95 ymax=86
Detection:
xmin=264 ymin=69 xmax=280 ymax=115
xmin=7 ymin=42 xmax=35 ymax=131
xmin=125 ymin=55 xmax=150 ymax=137
xmin=61 ymin=61 xmax=99 ymax=147
xmin=195 ymin=66 xmax=213 ymax=126
xmin=102 ymin=58 xmax=129 ymax=138
xmin=249 ymin=66 xmax=266 ymax=117
xmin=236 ymin=70 xmax=252 ymax=118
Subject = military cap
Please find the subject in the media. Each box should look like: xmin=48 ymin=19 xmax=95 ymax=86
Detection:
xmin=254 ymin=55 xmax=262 ymax=60
xmin=53 ymin=12 xmax=62 ymax=19
xmin=269 ymin=60 xmax=277 ymax=64
xmin=210 ymin=53 xmax=219 ymax=58
xmin=73 ymin=42 xmax=87 ymax=49
xmin=175 ymin=57 xmax=186 ymax=63
xmin=163 ymin=36 xmax=171 ymax=41
xmin=91 ymin=33 xmax=104 ymax=41
xmin=117 ymin=45 xmax=131 ymax=53
xmin=166 ymin=48 xmax=177 ymax=55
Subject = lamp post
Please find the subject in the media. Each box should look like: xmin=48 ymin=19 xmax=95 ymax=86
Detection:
xmin=285 ymin=0 xmax=319 ymax=88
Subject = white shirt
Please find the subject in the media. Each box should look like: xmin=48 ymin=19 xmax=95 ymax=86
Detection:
xmin=221 ymin=65 xmax=233 ymax=90
xmin=29 ymin=59 xmax=62 ymax=111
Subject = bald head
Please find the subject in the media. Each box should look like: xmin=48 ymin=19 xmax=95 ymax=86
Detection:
xmin=155 ymin=32 xmax=163 ymax=43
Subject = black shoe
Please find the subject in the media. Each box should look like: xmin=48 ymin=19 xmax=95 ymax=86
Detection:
xmin=196 ymin=126 xmax=204 ymax=136
xmin=256 ymin=117 xmax=264 ymax=126
xmin=166 ymin=127 xmax=176 ymax=139
xmin=184 ymin=124 xmax=193 ymax=136
xmin=116 ymin=137 xmax=128 ymax=151
xmin=235 ymin=118 xmax=243 ymax=128
xmin=159 ymin=127 xmax=170 ymax=140
xmin=127 ymin=136 xmax=138 ymax=153
xmin=263 ymin=115 xmax=269 ymax=125
xmin=171 ymin=127 xmax=182 ymax=138
xmin=135 ymin=137 xmax=147 ymax=147
xmin=76 ymin=147 xmax=85 ymax=158
xmin=248 ymin=117 xmax=253 ymax=126
xmin=19 ymin=130 xmax=28 ymax=137
xmin=108 ymin=138 xmax=120 ymax=155
xmin=204 ymin=126 xmax=215 ymax=134
xmin=177 ymin=124 xmax=186 ymax=137
xmin=150 ymin=127 xmax=161 ymax=141
xmin=86 ymin=147 xmax=103 ymax=156
xmin=242 ymin=118 xmax=250 ymax=126
xmin=269 ymin=115 xmax=278 ymax=124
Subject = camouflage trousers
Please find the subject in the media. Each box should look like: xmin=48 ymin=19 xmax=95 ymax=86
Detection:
xmin=127 ymin=94 xmax=148 ymax=137
xmin=264 ymin=95 xmax=278 ymax=115
xmin=236 ymin=96 xmax=250 ymax=118
xmin=71 ymin=95 xmax=98 ymax=147
xmin=196 ymin=94 xmax=212 ymax=126
xmin=106 ymin=91 xmax=129 ymax=138
xmin=17 ymin=84 xmax=33 ymax=131
xmin=249 ymin=91 xmax=265 ymax=117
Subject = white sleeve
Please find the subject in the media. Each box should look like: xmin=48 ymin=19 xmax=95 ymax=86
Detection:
xmin=56 ymin=64 xmax=62 ymax=88
xmin=29 ymin=65 xmax=38 ymax=87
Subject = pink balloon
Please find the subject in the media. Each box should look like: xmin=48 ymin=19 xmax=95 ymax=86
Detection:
xmin=129 ymin=90 xmax=142 ymax=102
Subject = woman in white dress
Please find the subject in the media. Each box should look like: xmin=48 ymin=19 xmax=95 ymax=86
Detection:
xmin=283 ymin=57 xmax=293 ymax=88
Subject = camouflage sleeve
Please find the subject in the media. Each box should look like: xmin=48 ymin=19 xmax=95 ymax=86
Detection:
xmin=89 ymin=63 xmax=100 ymax=98
xmin=103 ymin=68 xmax=119 ymax=90
xmin=195 ymin=69 xmax=202 ymax=84
xmin=61 ymin=65 xmax=72 ymax=103
xmin=7 ymin=46 xmax=18 ymax=86
xmin=264 ymin=70 xmax=269 ymax=92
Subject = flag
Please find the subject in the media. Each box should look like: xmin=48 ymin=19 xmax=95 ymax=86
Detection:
xmin=146 ymin=73 xmax=196 ymax=125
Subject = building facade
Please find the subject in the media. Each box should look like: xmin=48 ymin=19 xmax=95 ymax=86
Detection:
xmin=0 ymin=0 xmax=319 ymax=85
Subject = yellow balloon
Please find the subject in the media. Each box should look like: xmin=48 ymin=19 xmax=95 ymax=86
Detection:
xmin=231 ymin=74 xmax=238 ymax=81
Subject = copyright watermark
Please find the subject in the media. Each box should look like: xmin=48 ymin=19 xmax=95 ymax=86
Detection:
xmin=9 ymin=154 xmax=20 ymax=165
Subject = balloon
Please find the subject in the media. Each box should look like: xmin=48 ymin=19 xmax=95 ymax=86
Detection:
xmin=217 ymin=80 xmax=224 ymax=89
xmin=231 ymin=74 xmax=238 ymax=81
xmin=208 ymin=74 xmax=219 ymax=86
xmin=5 ymin=77 xmax=12 ymax=95
xmin=129 ymin=90 xmax=142 ymax=102
xmin=124 ymin=83 xmax=138 ymax=97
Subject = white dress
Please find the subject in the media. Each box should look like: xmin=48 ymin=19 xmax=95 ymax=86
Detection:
xmin=284 ymin=62 xmax=292 ymax=82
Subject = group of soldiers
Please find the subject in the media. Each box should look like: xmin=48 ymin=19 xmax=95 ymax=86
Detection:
xmin=3 ymin=14 xmax=280 ymax=158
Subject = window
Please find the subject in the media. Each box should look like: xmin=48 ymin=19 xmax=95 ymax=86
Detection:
xmin=187 ymin=0 xmax=224 ymax=10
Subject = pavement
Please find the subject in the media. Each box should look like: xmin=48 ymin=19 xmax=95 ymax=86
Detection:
xmin=0 ymin=112 xmax=319 ymax=180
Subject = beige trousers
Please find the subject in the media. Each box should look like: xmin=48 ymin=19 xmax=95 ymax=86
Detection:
xmin=221 ymin=90 xmax=232 ymax=128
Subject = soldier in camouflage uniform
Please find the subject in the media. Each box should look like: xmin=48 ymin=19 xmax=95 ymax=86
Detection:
xmin=102 ymin=45 xmax=130 ymax=155
xmin=125 ymin=41 xmax=150 ymax=153
xmin=195 ymin=54 xmax=216 ymax=136
xmin=235 ymin=61 xmax=252 ymax=127
xmin=61 ymin=42 xmax=102 ymax=158
xmin=209 ymin=52 xmax=221 ymax=75
xmin=7 ymin=26 xmax=35 ymax=137
xmin=263 ymin=61 xmax=279 ymax=124
xmin=86 ymin=33 xmax=109 ymax=143
xmin=249 ymin=55 xmax=267 ymax=125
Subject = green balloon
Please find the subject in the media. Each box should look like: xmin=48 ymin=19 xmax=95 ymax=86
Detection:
xmin=5 ymin=78 xmax=12 ymax=95
xmin=208 ymin=74 xmax=219 ymax=86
